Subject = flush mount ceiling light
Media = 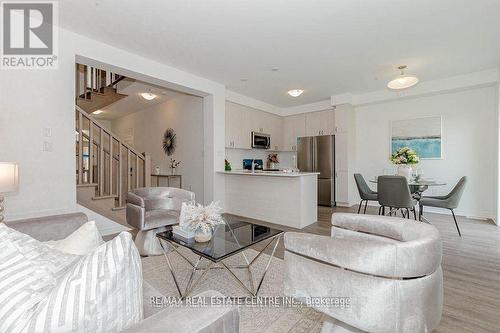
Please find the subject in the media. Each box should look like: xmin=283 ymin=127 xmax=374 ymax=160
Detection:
xmin=92 ymin=110 xmax=103 ymax=115
xmin=141 ymin=92 xmax=157 ymax=100
xmin=287 ymin=89 xmax=304 ymax=97
xmin=387 ymin=65 xmax=419 ymax=90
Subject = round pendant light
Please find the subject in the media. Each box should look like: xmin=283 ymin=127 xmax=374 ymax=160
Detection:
xmin=387 ymin=65 xmax=419 ymax=90
xmin=287 ymin=89 xmax=304 ymax=97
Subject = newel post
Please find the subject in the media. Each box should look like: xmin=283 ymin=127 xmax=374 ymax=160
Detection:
xmin=143 ymin=153 xmax=151 ymax=187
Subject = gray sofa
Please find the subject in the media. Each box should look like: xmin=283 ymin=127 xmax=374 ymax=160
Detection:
xmin=284 ymin=213 xmax=443 ymax=333
xmin=7 ymin=213 xmax=240 ymax=333
xmin=127 ymin=187 xmax=195 ymax=255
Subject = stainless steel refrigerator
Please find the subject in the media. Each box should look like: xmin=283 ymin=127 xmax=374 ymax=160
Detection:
xmin=297 ymin=135 xmax=335 ymax=206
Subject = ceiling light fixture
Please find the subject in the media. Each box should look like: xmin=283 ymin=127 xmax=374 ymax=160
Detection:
xmin=387 ymin=65 xmax=419 ymax=90
xmin=287 ymin=89 xmax=304 ymax=97
xmin=92 ymin=110 xmax=103 ymax=115
xmin=141 ymin=92 xmax=157 ymax=100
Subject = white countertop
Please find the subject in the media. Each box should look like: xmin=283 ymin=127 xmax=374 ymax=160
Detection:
xmin=218 ymin=170 xmax=319 ymax=177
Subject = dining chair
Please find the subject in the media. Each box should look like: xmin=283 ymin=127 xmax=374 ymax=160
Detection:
xmin=353 ymin=174 xmax=378 ymax=214
xmin=419 ymin=176 xmax=467 ymax=237
xmin=377 ymin=176 xmax=418 ymax=219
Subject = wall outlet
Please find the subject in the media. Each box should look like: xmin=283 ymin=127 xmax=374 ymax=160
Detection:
xmin=43 ymin=141 xmax=53 ymax=152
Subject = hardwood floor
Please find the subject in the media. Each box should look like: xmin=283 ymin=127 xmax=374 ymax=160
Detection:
xmin=240 ymin=205 xmax=500 ymax=333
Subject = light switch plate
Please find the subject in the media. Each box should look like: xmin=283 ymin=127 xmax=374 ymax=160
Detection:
xmin=43 ymin=127 xmax=52 ymax=137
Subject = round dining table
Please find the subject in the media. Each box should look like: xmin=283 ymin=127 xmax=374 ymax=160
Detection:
xmin=370 ymin=177 xmax=446 ymax=199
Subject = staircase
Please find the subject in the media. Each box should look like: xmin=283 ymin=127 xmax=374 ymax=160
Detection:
xmin=75 ymin=64 xmax=129 ymax=114
xmin=75 ymin=105 xmax=151 ymax=226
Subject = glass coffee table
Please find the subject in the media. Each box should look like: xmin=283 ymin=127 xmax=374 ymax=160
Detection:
xmin=156 ymin=215 xmax=284 ymax=299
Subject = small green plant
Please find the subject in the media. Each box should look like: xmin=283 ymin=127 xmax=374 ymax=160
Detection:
xmin=224 ymin=159 xmax=232 ymax=171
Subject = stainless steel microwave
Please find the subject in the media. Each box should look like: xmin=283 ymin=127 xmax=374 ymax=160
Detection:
xmin=251 ymin=132 xmax=271 ymax=149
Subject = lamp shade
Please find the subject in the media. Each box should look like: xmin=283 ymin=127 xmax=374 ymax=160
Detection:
xmin=0 ymin=162 xmax=19 ymax=194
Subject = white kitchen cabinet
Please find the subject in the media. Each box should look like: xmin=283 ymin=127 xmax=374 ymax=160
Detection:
xmin=333 ymin=105 xmax=351 ymax=134
xmin=305 ymin=109 xmax=335 ymax=136
xmin=335 ymin=171 xmax=349 ymax=204
xmin=269 ymin=115 xmax=283 ymax=151
xmin=225 ymin=102 xmax=251 ymax=149
xmin=226 ymin=102 xmax=283 ymax=150
xmin=334 ymin=132 xmax=348 ymax=171
xmin=282 ymin=114 xmax=306 ymax=151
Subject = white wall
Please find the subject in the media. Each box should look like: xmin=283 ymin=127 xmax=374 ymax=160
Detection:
xmin=355 ymin=86 xmax=498 ymax=219
xmin=0 ymin=27 xmax=225 ymax=220
xmin=112 ymin=94 xmax=205 ymax=202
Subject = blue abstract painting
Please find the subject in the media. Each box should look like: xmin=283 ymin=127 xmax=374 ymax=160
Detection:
xmin=391 ymin=117 xmax=442 ymax=159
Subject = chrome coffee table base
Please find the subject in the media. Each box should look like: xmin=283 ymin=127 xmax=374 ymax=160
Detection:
xmin=158 ymin=234 xmax=282 ymax=299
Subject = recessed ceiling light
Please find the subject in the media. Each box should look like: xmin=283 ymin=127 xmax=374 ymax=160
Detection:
xmin=287 ymin=89 xmax=304 ymax=97
xmin=387 ymin=65 xmax=419 ymax=90
xmin=141 ymin=92 xmax=157 ymax=100
xmin=92 ymin=110 xmax=104 ymax=115
xmin=271 ymin=67 xmax=280 ymax=72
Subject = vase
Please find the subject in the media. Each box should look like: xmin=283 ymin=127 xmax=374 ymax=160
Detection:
xmin=397 ymin=165 xmax=412 ymax=179
xmin=154 ymin=166 xmax=161 ymax=175
xmin=194 ymin=227 xmax=212 ymax=243
xmin=171 ymin=167 xmax=176 ymax=175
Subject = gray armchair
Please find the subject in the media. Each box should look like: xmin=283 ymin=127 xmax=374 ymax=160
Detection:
xmin=419 ymin=176 xmax=467 ymax=237
xmin=284 ymin=213 xmax=443 ymax=333
xmin=127 ymin=187 xmax=195 ymax=255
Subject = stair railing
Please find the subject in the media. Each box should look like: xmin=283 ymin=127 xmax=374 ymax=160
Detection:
xmin=75 ymin=105 xmax=151 ymax=208
xmin=75 ymin=64 xmax=125 ymax=100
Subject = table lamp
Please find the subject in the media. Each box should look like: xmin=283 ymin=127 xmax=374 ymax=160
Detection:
xmin=0 ymin=162 xmax=19 ymax=223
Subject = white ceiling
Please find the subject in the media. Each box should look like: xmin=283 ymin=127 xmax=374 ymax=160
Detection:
xmin=93 ymin=80 xmax=186 ymax=120
xmin=61 ymin=0 xmax=500 ymax=107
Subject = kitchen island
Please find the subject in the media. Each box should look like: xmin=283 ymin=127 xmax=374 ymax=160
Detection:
xmin=218 ymin=170 xmax=318 ymax=229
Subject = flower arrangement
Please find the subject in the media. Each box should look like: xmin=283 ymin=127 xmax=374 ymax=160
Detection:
xmin=390 ymin=147 xmax=420 ymax=165
xmin=267 ymin=153 xmax=279 ymax=164
xmin=224 ymin=159 xmax=232 ymax=171
xmin=179 ymin=201 xmax=225 ymax=242
xmin=169 ymin=158 xmax=181 ymax=169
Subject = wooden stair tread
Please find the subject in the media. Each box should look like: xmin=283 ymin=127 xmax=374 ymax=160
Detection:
xmin=92 ymin=195 xmax=118 ymax=200
xmin=77 ymin=183 xmax=98 ymax=188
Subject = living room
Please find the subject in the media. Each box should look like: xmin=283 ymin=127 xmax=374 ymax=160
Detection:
xmin=1 ymin=1 xmax=500 ymax=332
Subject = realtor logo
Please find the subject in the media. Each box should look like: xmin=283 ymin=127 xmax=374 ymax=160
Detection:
xmin=1 ymin=1 xmax=58 ymax=69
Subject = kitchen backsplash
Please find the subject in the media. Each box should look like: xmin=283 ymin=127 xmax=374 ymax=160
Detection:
xmin=225 ymin=148 xmax=297 ymax=170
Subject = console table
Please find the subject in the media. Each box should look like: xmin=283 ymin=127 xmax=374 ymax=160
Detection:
xmin=151 ymin=174 xmax=182 ymax=188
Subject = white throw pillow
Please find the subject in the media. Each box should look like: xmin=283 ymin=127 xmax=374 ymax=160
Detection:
xmin=24 ymin=232 xmax=144 ymax=333
xmin=44 ymin=220 xmax=104 ymax=255
xmin=0 ymin=224 xmax=78 ymax=333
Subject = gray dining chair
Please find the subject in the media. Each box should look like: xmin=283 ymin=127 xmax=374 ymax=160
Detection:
xmin=354 ymin=173 xmax=378 ymax=214
xmin=378 ymin=175 xmax=418 ymax=219
xmin=419 ymin=176 xmax=467 ymax=237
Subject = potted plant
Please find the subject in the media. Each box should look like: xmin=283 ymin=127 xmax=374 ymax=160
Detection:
xmin=169 ymin=158 xmax=181 ymax=175
xmin=390 ymin=147 xmax=420 ymax=179
xmin=179 ymin=201 xmax=225 ymax=242
xmin=267 ymin=153 xmax=279 ymax=169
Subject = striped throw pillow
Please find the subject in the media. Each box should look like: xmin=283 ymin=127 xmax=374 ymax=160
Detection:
xmin=24 ymin=232 xmax=144 ymax=332
xmin=0 ymin=224 xmax=78 ymax=333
